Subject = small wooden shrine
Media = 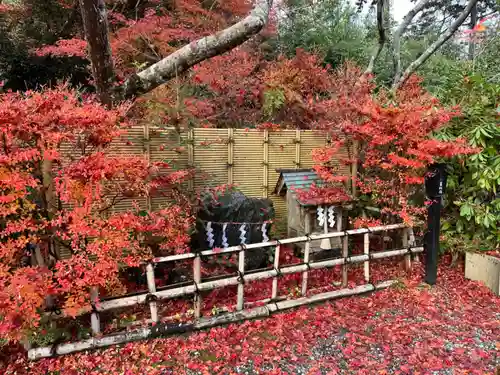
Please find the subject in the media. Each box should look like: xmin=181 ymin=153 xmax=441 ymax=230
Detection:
xmin=274 ymin=169 xmax=353 ymax=258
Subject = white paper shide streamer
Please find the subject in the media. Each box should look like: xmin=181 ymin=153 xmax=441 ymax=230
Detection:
xmin=222 ymin=223 xmax=229 ymax=248
xmin=328 ymin=206 xmax=336 ymax=228
xmin=239 ymin=224 xmax=247 ymax=244
xmin=261 ymin=223 xmax=269 ymax=242
xmin=206 ymin=221 xmax=215 ymax=248
xmin=317 ymin=206 xmax=325 ymax=226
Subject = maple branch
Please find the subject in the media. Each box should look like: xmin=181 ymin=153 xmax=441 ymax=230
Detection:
xmin=364 ymin=0 xmax=386 ymax=75
xmin=119 ymin=0 xmax=272 ymax=98
xmin=392 ymin=0 xmax=479 ymax=91
xmin=392 ymin=0 xmax=432 ymax=84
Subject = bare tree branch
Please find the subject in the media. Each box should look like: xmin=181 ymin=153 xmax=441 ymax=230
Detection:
xmin=119 ymin=0 xmax=272 ymax=99
xmin=392 ymin=0 xmax=432 ymax=84
xmin=393 ymin=0 xmax=479 ymax=91
xmin=364 ymin=0 xmax=386 ymax=74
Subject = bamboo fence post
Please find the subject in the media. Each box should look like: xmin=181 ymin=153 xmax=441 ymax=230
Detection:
xmin=402 ymin=228 xmax=411 ymax=271
xmin=408 ymin=227 xmax=418 ymax=261
xmin=90 ymin=287 xmax=100 ymax=335
xmin=143 ymin=121 xmax=152 ymax=211
xmin=271 ymin=244 xmax=281 ymax=300
xmin=193 ymin=255 xmax=202 ymax=319
xmin=342 ymin=233 xmax=349 ymax=287
xmin=295 ymin=129 xmax=301 ymax=168
xmin=364 ymin=233 xmax=370 ymax=282
xmin=187 ymin=128 xmax=194 ymax=191
xmin=351 ymin=140 xmax=359 ymax=196
xmin=146 ymin=263 xmax=159 ymax=322
xmin=301 ymin=213 xmax=312 ymax=296
xmin=237 ymin=249 xmax=245 ymax=310
xmin=263 ymin=130 xmax=269 ymax=198
xmin=228 ymin=128 xmax=234 ymax=185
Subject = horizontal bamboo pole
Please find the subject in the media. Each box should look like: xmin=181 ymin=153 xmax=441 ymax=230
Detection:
xmin=151 ymin=223 xmax=409 ymax=263
xmin=97 ymin=246 xmax=423 ymax=312
xmin=28 ymin=281 xmax=395 ymax=360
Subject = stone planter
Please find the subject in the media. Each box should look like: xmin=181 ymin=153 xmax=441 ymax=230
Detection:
xmin=465 ymin=252 xmax=500 ymax=296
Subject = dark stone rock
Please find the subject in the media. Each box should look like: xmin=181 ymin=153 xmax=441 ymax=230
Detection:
xmin=192 ymin=190 xmax=275 ymax=270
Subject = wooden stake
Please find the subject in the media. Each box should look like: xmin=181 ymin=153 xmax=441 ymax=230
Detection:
xmin=301 ymin=213 xmax=312 ymax=296
xmin=90 ymin=287 xmax=100 ymax=335
xmin=408 ymin=227 xmax=418 ymax=262
xmin=193 ymin=256 xmax=202 ymax=319
xmin=146 ymin=263 xmax=158 ymax=323
xmin=271 ymin=244 xmax=280 ymax=300
xmin=237 ymin=250 xmax=245 ymax=311
xmin=342 ymin=234 xmax=348 ymax=287
xmin=402 ymin=228 xmax=411 ymax=272
xmin=364 ymin=233 xmax=370 ymax=282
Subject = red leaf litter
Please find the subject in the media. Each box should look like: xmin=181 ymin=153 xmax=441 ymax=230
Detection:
xmin=3 ymin=259 xmax=499 ymax=375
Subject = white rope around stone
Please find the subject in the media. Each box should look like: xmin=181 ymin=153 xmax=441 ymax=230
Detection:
xmin=239 ymin=224 xmax=247 ymax=244
xmin=317 ymin=206 xmax=325 ymax=226
xmin=261 ymin=223 xmax=269 ymax=242
xmin=222 ymin=223 xmax=229 ymax=248
xmin=328 ymin=206 xmax=336 ymax=228
xmin=206 ymin=221 xmax=215 ymax=248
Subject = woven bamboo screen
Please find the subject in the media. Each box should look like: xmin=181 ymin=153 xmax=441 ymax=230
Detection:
xmin=60 ymin=126 xmax=350 ymax=233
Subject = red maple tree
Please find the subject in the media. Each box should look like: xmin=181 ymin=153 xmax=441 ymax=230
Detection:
xmin=306 ymin=63 xmax=478 ymax=223
xmin=0 ymin=86 xmax=194 ymax=341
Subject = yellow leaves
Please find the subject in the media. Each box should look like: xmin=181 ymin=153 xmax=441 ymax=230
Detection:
xmin=68 ymin=180 xmax=86 ymax=202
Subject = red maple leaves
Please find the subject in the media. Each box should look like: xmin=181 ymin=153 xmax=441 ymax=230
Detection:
xmin=307 ymin=67 xmax=479 ymax=223
xmin=0 ymin=86 xmax=194 ymax=339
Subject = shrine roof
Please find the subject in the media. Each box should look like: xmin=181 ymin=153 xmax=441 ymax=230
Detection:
xmin=273 ymin=169 xmax=322 ymax=196
xmin=274 ymin=169 xmax=353 ymax=207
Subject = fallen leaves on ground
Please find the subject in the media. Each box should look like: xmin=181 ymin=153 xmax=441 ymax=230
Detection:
xmin=3 ymin=259 xmax=499 ymax=375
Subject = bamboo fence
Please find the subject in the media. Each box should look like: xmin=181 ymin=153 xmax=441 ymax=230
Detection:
xmin=64 ymin=128 xmax=347 ymax=211
xmin=29 ymin=223 xmax=421 ymax=360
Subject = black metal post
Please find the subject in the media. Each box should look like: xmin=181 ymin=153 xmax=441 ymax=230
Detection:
xmin=424 ymin=163 xmax=447 ymax=285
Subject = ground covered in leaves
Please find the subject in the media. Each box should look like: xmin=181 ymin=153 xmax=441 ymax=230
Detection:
xmin=3 ymin=260 xmax=499 ymax=375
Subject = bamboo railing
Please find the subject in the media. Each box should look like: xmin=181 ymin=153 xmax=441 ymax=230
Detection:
xmin=28 ymin=223 xmax=420 ymax=360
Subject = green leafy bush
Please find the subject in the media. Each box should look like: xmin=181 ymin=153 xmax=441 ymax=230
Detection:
xmin=435 ymin=63 xmax=499 ymax=253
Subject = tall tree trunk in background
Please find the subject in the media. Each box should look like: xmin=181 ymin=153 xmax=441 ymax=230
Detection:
xmin=468 ymin=1 xmax=478 ymax=60
xmin=79 ymin=0 xmax=115 ymax=106
xmin=392 ymin=0 xmax=431 ymax=85
xmin=365 ymin=0 xmax=386 ymax=74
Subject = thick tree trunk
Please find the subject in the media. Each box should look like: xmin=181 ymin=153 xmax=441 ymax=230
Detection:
xmin=79 ymin=0 xmax=115 ymax=106
xmin=393 ymin=0 xmax=479 ymax=91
